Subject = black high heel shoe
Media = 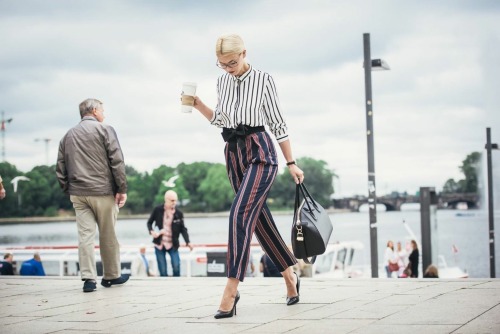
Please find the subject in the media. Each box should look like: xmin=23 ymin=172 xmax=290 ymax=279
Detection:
xmin=214 ymin=291 xmax=240 ymax=319
xmin=286 ymin=272 xmax=300 ymax=306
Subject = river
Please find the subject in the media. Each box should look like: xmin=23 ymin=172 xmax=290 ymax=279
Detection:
xmin=1 ymin=209 xmax=499 ymax=278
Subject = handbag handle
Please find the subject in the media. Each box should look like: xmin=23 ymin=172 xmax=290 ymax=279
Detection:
xmin=294 ymin=184 xmax=313 ymax=222
xmin=294 ymin=183 xmax=319 ymax=221
xmin=298 ymin=183 xmax=319 ymax=211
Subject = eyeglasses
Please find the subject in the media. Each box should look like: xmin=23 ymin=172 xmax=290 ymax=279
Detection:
xmin=216 ymin=53 xmax=241 ymax=69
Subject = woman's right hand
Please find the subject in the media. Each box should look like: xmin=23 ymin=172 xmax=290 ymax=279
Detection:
xmin=192 ymin=96 xmax=200 ymax=108
xmin=191 ymin=96 xmax=215 ymax=121
xmin=288 ymin=164 xmax=304 ymax=184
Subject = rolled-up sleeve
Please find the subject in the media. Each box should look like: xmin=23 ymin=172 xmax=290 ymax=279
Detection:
xmin=263 ymin=75 xmax=288 ymax=142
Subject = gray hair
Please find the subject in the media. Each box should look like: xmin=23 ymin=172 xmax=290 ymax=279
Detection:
xmin=79 ymin=98 xmax=103 ymax=118
xmin=215 ymin=34 xmax=245 ymax=57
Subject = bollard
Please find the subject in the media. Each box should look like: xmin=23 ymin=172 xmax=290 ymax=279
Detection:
xmin=420 ymin=187 xmax=438 ymax=275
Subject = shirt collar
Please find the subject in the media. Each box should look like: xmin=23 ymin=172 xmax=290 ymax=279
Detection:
xmin=81 ymin=116 xmax=98 ymax=122
xmin=232 ymin=64 xmax=253 ymax=82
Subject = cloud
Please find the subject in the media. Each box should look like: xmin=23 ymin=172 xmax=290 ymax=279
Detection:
xmin=1 ymin=0 xmax=499 ymax=197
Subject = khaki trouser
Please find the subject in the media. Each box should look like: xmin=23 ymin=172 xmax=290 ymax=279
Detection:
xmin=70 ymin=195 xmax=120 ymax=280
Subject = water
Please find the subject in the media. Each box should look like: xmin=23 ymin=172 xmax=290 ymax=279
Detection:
xmin=1 ymin=209 xmax=499 ymax=278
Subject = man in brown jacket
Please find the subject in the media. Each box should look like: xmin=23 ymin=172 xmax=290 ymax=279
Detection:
xmin=0 ymin=175 xmax=5 ymax=200
xmin=56 ymin=98 xmax=128 ymax=293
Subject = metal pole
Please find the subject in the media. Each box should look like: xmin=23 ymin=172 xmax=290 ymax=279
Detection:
xmin=486 ymin=127 xmax=496 ymax=278
xmin=1 ymin=111 xmax=5 ymax=162
xmin=363 ymin=33 xmax=379 ymax=277
xmin=35 ymin=138 xmax=51 ymax=165
xmin=1 ymin=111 xmax=13 ymax=162
xmin=44 ymin=139 xmax=50 ymax=166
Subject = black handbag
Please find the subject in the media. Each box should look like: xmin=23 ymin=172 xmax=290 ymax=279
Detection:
xmin=291 ymin=183 xmax=333 ymax=264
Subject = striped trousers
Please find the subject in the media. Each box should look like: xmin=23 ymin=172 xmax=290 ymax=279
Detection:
xmin=224 ymin=130 xmax=297 ymax=281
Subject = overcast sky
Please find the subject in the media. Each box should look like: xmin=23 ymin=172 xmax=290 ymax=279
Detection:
xmin=1 ymin=0 xmax=499 ymax=198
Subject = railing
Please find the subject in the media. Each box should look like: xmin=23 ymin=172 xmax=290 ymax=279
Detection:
xmin=0 ymin=243 xmax=263 ymax=277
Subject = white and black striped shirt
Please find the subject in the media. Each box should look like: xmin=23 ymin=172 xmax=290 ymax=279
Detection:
xmin=210 ymin=65 xmax=289 ymax=142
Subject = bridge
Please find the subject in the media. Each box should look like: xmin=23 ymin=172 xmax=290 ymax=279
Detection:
xmin=332 ymin=192 xmax=479 ymax=212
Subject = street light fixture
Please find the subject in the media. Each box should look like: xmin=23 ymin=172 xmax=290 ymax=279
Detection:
xmin=363 ymin=33 xmax=390 ymax=278
xmin=485 ymin=127 xmax=498 ymax=278
xmin=34 ymin=138 xmax=51 ymax=166
xmin=11 ymin=175 xmax=31 ymax=207
xmin=1 ymin=110 xmax=13 ymax=162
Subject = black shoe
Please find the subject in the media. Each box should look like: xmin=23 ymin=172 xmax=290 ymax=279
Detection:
xmin=101 ymin=274 xmax=129 ymax=288
xmin=214 ymin=291 xmax=240 ymax=319
xmin=83 ymin=279 xmax=96 ymax=293
xmin=286 ymin=272 xmax=300 ymax=306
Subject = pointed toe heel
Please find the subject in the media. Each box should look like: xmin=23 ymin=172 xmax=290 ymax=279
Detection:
xmin=214 ymin=291 xmax=240 ymax=319
xmin=286 ymin=272 xmax=300 ymax=306
xmin=286 ymin=295 xmax=300 ymax=306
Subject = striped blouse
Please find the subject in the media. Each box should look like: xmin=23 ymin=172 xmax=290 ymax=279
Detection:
xmin=210 ymin=65 xmax=289 ymax=143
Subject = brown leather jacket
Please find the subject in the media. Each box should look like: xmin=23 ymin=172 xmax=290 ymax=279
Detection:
xmin=56 ymin=116 xmax=127 ymax=196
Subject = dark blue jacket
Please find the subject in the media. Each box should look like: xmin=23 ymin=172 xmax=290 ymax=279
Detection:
xmin=0 ymin=261 xmax=14 ymax=275
xmin=20 ymin=258 xmax=46 ymax=276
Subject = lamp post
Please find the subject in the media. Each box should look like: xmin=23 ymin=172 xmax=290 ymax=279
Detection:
xmin=11 ymin=176 xmax=31 ymax=208
xmin=1 ymin=111 xmax=14 ymax=162
xmin=485 ymin=127 xmax=498 ymax=278
xmin=363 ymin=33 xmax=390 ymax=278
xmin=34 ymin=138 xmax=52 ymax=166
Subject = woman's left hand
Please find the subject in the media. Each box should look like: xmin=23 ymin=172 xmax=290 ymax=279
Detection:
xmin=288 ymin=164 xmax=304 ymax=184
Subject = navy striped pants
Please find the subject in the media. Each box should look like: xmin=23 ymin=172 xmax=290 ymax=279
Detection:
xmin=224 ymin=130 xmax=297 ymax=281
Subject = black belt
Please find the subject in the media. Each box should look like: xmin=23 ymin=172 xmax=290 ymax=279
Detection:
xmin=221 ymin=124 xmax=265 ymax=153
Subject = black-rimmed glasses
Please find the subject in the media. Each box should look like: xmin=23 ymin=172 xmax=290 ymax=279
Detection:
xmin=216 ymin=53 xmax=241 ymax=69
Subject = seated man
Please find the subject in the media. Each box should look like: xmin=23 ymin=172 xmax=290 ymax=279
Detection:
xmin=20 ymin=252 xmax=46 ymax=276
xmin=0 ymin=253 xmax=14 ymax=275
xmin=260 ymin=253 xmax=282 ymax=277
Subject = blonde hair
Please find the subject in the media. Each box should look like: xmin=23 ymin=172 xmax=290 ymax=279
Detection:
xmin=216 ymin=34 xmax=245 ymax=57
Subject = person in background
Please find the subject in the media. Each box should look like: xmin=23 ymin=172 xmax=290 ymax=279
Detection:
xmin=0 ymin=175 xmax=6 ymax=200
xmin=131 ymin=245 xmax=157 ymax=277
xmin=384 ymin=240 xmax=398 ymax=278
xmin=408 ymin=240 xmax=420 ymax=278
xmin=245 ymin=260 xmax=256 ymax=277
xmin=192 ymin=33 xmax=303 ymax=319
xmin=0 ymin=253 xmax=14 ymax=275
xmin=56 ymin=98 xmax=129 ymax=293
xmin=260 ymin=253 xmax=282 ymax=277
xmin=396 ymin=241 xmax=408 ymax=278
xmin=20 ymin=252 xmax=46 ymax=276
xmin=147 ymin=190 xmax=193 ymax=277
xmin=424 ymin=264 xmax=439 ymax=278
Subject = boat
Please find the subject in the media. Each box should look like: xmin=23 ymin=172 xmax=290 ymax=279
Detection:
xmin=309 ymin=241 xmax=365 ymax=278
xmin=0 ymin=220 xmax=468 ymax=279
xmin=0 ymin=244 xmax=230 ymax=277
xmin=1 ymin=241 xmax=366 ymax=279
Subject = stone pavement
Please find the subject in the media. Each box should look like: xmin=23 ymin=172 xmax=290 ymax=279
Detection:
xmin=0 ymin=277 xmax=499 ymax=334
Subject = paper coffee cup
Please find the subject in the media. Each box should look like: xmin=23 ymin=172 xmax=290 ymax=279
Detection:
xmin=181 ymin=82 xmax=197 ymax=113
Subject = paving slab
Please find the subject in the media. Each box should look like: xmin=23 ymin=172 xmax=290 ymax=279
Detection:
xmin=0 ymin=277 xmax=499 ymax=334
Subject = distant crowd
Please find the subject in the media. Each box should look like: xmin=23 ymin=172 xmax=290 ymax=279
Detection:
xmin=0 ymin=252 xmax=46 ymax=276
xmin=384 ymin=239 xmax=439 ymax=278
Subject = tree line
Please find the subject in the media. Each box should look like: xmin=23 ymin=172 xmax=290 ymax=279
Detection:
xmin=441 ymin=152 xmax=481 ymax=194
xmin=0 ymin=157 xmax=336 ymax=218
xmin=0 ymin=151 xmax=481 ymax=218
